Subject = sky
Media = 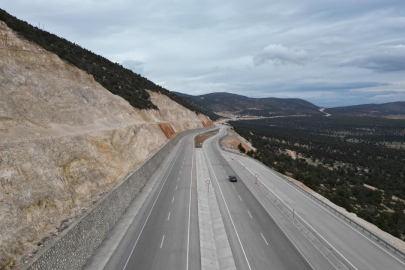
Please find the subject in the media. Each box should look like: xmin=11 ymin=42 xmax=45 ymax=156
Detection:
xmin=2 ymin=0 xmax=405 ymax=107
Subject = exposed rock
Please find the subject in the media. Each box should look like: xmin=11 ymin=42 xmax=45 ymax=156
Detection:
xmin=0 ymin=21 xmax=212 ymax=269
xmin=158 ymin=123 xmax=176 ymax=139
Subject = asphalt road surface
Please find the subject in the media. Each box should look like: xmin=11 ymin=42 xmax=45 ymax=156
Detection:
xmin=102 ymin=127 xmax=325 ymax=270
xmin=104 ymin=133 xmax=200 ymax=270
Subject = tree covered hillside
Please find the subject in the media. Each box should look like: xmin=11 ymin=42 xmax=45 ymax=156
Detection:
xmin=0 ymin=8 xmax=204 ymax=114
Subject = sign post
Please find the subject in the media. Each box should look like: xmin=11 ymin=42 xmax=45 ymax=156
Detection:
xmin=206 ymin=179 xmax=211 ymax=193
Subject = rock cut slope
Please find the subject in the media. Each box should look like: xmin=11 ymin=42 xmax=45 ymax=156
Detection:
xmin=0 ymin=20 xmax=212 ymax=269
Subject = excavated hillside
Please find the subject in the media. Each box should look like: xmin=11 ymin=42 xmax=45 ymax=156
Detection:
xmin=0 ymin=21 xmax=212 ymax=269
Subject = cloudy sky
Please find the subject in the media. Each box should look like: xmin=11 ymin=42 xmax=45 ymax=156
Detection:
xmin=3 ymin=0 xmax=405 ymax=107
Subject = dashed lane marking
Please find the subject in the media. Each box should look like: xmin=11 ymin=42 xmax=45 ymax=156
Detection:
xmin=160 ymin=235 xmax=165 ymax=248
xmin=261 ymin=233 xmax=269 ymax=245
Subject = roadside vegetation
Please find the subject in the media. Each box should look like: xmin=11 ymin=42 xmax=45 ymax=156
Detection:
xmin=230 ymin=116 xmax=405 ymax=239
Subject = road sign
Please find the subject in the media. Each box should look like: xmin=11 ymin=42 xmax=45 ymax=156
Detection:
xmin=206 ymin=180 xmax=211 ymax=185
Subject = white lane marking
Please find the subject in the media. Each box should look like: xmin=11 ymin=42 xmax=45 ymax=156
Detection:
xmin=172 ymin=197 xmax=174 ymax=203
xmin=186 ymin=139 xmax=195 ymax=270
xmin=232 ymin=184 xmax=235 ymax=189
xmin=180 ymin=170 xmax=182 ymax=174
xmin=203 ymin=147 xmax=252 ymax=270
xmin=239 ymin=195 xmax=243 ymax=201
xmin=223 ymin=169 xmax=226 ymax=173
xmin=122 ymin=139 xmax=185 ymax=270
xmin=160 ymin=235 xmax=165 ymax=248
xmin=234 ymin=158 xmax=345 ymax=270
xmin=261 ymin=233 xmax=269 ymax=246
xmin=238 ymin=155 xmax=405 ymax=267
xmin=247 ymin=210 xmax=253 ymax=219
xmin=175 ymin=186 xmax=177 ymax=190
xmin=167 ymin=212 xmax=171 ymax=220
xmin=178 ymin=177 xmax=180 ymax=181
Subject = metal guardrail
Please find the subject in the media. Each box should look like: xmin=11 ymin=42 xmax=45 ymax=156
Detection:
xmin=217 ymin=137 xmax=405 ymax=261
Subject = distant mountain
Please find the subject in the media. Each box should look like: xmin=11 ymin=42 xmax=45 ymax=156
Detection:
xmin=325 ymin=102 xmax=405 ymax=118
xmin=173 ymin=92 xmax=222 ymax=120
xmin=174 ymin=92 xmax=322 ymax=118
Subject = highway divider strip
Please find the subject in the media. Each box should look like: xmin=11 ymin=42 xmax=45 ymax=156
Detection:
xmin=196 ymin=148 xmax=236 ymax=270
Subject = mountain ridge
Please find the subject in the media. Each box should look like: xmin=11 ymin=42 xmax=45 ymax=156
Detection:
xmin=175 ymin=92 xmax=405 ymax=119
xmin=174 ymin=92 xmax=322 ymax=118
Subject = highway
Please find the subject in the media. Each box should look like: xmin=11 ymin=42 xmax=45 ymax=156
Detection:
xmin=103 ymin=133 xmax=200 ymax=270
xmin=215 ymin=124 xmax=405 ymax=270
xmin=99 ymin=126 xmax=333 ymax=270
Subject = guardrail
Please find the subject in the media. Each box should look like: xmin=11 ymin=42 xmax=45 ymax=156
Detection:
xmin=271 ymin=169 xmax=405 ymax=260
xmin=217 ymin=130 xmax=405 ymax=261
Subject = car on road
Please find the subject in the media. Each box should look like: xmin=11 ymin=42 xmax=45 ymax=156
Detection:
xmin=228 ymin=175 xmax=237 ymax=182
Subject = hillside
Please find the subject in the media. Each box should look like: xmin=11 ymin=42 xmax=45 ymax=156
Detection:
xmin=325 ymin=102 xmax=405 ymax=118
xmin=175 ymin=92 xmax=321 ymax=118
xmin=0 ymin=8 xmax=202 ymax=114
xmin=0 ymin=19 xmax=212 ymax=269
xmin=173 ymin=92 xmax=222 ymax=120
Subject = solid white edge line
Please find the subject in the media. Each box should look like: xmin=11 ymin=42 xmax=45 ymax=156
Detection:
xmin=122 ymin=139 xmax=185 ymax=270
xmin=186 ymin=139 xmax=194 ymax=270
xmin=236 ymin=153 xmax=405 ymax=267
xmin=160 ymin=235 xmax=165 ymax=249
xmin=233 ymin=156 xmax=357 ymax=270
xmin=261 ymin=233 xmax=269 ymax=246
xmin=203 ymin=146 xmax=252 ymax=270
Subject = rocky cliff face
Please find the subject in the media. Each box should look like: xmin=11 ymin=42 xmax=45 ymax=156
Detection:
xmin=0 ymin=21 xmax=212 ymax=269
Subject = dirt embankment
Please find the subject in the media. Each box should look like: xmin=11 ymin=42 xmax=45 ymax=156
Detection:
xmin=220 ymin=127 xmax=255 ymax=154
xmin=158 ymin=123 xmax=177 ymax=139
xmin=194 ymin=129 xmax=219 ymax=147
xmin=0 ymin=20 xmax=212 ymax=270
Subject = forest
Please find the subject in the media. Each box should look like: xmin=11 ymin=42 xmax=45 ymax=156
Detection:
xmin=230 ymin=116 xmax=405 ymax=239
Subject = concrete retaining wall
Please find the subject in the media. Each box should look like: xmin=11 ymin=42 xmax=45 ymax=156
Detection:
xmin=24 ymin=126 xmax=214 ymax=270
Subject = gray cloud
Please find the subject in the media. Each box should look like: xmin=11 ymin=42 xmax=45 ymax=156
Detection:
xmin=122 ymin=60 xmax=145 ymax=75
xmin=2 ymin=0 xmax=405 ymax=107
xmin=342 ymin=47 xmax=405 ymax=72
xmin=253 ymin=44 xmax=308 ymax=66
